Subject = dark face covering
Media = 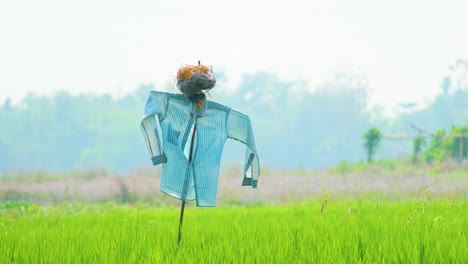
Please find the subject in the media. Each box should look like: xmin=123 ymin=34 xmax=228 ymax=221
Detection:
xmin=177 ymin=73 xmax=216 ymax=96
xmin=177 ymin=71 xmax=216 ymax=108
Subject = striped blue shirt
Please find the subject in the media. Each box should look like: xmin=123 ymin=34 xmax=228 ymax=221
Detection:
xmin=140 ymin=91 xmax=260 ymax=207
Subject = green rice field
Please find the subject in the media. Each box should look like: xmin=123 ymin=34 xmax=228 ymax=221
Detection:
xmin=0 ymin=197 xmax=466 ymax=263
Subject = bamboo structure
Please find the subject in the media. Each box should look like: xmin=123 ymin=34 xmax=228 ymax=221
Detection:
xmin=382 ymin=124 xmax=468 ymax=162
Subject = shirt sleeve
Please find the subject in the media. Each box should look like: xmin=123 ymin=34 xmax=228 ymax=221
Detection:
xmin=140 ymin=92 xmax=168 ymax=166
xmin=227 ymin=109 xmax=260 ymax=188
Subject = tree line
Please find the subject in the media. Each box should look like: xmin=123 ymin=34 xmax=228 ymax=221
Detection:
xmin=1 ymin=60 xmax=467 ymax=173
xmin=363 ymin=125 xmax=468 ymax=163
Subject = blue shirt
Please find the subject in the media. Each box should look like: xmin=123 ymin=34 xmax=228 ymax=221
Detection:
xmin=140 ymin=91 xmax=260 ymax=207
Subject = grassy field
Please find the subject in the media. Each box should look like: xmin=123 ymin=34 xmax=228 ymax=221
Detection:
xmin=1 ymin=163 xmax=467 ymax=263
xmin=0 ymin=196 xmax=466 ymax=263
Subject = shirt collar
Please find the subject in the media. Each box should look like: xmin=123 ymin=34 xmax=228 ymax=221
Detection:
xmin=188 ymin=100 xmax=208 ymax=117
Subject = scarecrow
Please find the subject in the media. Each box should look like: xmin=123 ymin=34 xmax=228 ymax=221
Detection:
xmin=140 ymin=62 xmax=260 ymax=243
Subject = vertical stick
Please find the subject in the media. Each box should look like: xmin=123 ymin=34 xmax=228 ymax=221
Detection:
xmin=177 ymin=122 xmax=197 ymax=244
xmin=177 ymin=200 xmax=186 ymax=244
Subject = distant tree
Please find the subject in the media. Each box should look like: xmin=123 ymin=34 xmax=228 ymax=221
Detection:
xmin=422 ymin=129 xmax=446 ymax=163
xmin=440 ymin=76 xmax=451 ymax=96
xmin=363 ymin=127 xmax=382 ymax=163
xmin=412 ymin=134 xmax=427 ymax=163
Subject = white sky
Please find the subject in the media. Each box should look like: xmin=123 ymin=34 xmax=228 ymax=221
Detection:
xmin=1 ymin=0 xmax=467 ymax=111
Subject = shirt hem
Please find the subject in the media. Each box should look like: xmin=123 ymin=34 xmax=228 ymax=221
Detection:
xmin=160 ymin=188 xmax=196 ymax=202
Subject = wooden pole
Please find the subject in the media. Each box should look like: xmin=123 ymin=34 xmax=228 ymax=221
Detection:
xmin=178 ymin=120 xmax=197 ymax=244
xmin=177 ymin=200 xmax=186 ymax=244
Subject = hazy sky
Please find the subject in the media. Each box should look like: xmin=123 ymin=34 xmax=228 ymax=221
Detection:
xmin=1 ymin=0 xmax=467 ymax=111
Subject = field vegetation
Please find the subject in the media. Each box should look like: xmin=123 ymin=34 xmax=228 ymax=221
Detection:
xmin=0 ymin=194 xmax=466 ymax=263
xmin=0 ymin=160 xmax=466 ymax=263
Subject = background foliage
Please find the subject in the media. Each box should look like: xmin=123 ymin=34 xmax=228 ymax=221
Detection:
xmin=1 ymin=61 xmax=467 ymax=173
